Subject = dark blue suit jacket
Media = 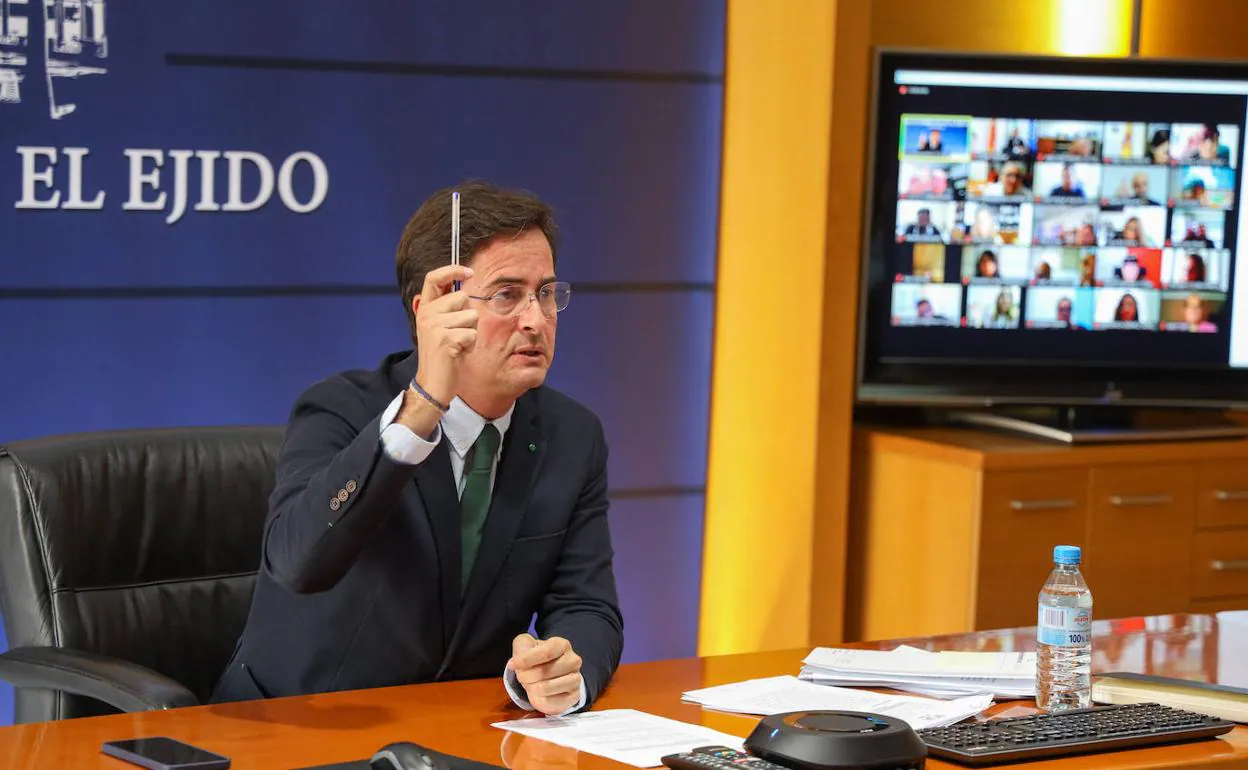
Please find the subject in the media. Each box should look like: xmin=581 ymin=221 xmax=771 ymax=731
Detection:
xmin=212 ymin=351 xmax=623 ymax=704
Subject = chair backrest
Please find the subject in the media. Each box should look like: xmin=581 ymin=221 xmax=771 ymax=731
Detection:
xmin=0 ymin=426 xmax=282 ymax=722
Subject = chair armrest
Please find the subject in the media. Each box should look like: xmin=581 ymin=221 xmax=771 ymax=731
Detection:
xmin=0 ymin=646 xmax=199 ymax=712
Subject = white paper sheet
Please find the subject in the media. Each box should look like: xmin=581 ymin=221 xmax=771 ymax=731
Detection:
xmin=491 ymin=709 xmax=745 ymax=768
xmin=798 ymin=666 xmax=1035 ymax=699
xmin=681 ymin=675 xmax=992 ymax=730
xmin=803 ymin=647 xmax=1035 ymax=678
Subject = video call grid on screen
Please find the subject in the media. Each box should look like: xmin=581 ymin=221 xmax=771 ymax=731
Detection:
xmin=873 ymin=66 xmax=1248 ymax=367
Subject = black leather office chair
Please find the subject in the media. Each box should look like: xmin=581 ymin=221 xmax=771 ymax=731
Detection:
xmin=0 ymin=426 xmax=282 ymax=723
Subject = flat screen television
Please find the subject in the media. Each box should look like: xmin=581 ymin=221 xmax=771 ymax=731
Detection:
xmin=856 ymin=50 xmax=1248 ymax=423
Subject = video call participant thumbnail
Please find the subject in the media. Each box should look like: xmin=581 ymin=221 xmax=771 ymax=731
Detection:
xmin=1170 ymin=123 xmax=1239 ymax=167
xmin=1095 ymin=247 xmax=1162 ymax=288
xmin=1026 ymin=286 xmax=1094 ymax=329
xmin=907 ymin=243 xmax=947 ymax=282
xmin=1160 ymin=290 xmax=1224 ymax=332
xmin=1033 ymin=161 xmax=1100 ymax=202
xmin=900 ymin=114 xmax=971 ymax=161
xmin=1101 ymin=122 xmax=1148 ymax=162
xmin=1094 ymin=287 xmax=1161 ymax=329
xmin=965 ymin=284 xmax=1022 ymax=329
xmin=1171 ymin=165 xmax=1236 ymax=209
xmin=896 ymin=200 xmax=954 ymax=242
xmin=969 ymin=160 xmax=1033 ymax=200
xmin=961 ymin=246 xmax=1030 ymax=282
xmin=891 ymin=282 xmax=963 ymax=327
xmin=970 ymin=117 xmax=1035 ymax=161
xmin=1100 ymin=166 xmax=1168 ymax=206
xmin=1036 ymin=120 xmax=1103 ymax=160
xmin=898 ymin=162 xmax=967 ymax=200
xmin=1170 ymin=209 xmax=1225 ymax=248
xmin=1029 ymin=247 xmax=1086 ymax=285
xmin=958 ymin=202 xmax=1033 ymax=245
xmin=1032 ymin=204 xmax=1099 ymax=246
xmin=1146 ymin=124 xmax=1172 ymax=165
xmin=1161 ymin=248 xmax=1228 ymax=291
xmin=1098 ymin=207 xmax=1166 ymax=247
xmin=1078 ymin=251 xmax=1098 ymax=286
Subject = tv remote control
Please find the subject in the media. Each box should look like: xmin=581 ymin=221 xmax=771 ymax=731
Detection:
xmin=661 ymin=746 xmax=788 ymax=770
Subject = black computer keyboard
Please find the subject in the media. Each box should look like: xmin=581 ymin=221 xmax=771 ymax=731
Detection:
xmin=917 ymin=702 xmax=1234 ymax=766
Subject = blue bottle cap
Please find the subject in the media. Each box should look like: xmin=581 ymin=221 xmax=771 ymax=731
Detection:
xmin=1054 ymin=545 xmax=1082 ymax=564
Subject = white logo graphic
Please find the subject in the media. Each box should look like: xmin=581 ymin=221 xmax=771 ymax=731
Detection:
xmin=0 ymin=0 xmax=108 ymax=119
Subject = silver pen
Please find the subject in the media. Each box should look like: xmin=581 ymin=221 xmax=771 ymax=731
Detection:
xmin=451 ymin=191 xmax=462 ymax=291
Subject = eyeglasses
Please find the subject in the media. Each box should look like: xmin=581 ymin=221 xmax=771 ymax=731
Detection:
xmin=467 ymin=281 xmax=571 ymax=318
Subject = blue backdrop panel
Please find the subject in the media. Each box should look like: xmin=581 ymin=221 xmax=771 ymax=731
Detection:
xmin=608 ymin=494 xmax=705 ymax=663
xmin=546 ymin=290 xmax=714 ymax=491
xmin=3 ymin=74 xmax=722 ymax=287
xmin=155 ymin=2 xmax=725 ymax=75
xmin=0 ymin=290 xmax=712 ymax=489
xmin=0 ymin=1 xmax=723 ymax=724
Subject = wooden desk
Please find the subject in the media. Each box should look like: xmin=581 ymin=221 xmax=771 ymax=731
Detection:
xmin=0 ymin=614 xmax=1245 ymax=769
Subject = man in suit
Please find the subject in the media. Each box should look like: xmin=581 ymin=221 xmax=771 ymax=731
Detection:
xmin=212 ymin=181 xmax=623 ymax=716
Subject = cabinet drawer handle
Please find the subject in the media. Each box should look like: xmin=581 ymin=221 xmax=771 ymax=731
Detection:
xmin=1211 ymin=560 xmax=1248 ymax=571
xmin=1109 ymin=494 xmax=1173 ymax=507
xmin=1010 ymin=499 xmax=1076 ymax=511
xmin=1214 ymin=490 xmax=1248 ymax=502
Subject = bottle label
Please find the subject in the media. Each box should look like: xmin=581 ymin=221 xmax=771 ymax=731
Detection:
xmin=1037 ymin=605 xmax=1091 ymax=646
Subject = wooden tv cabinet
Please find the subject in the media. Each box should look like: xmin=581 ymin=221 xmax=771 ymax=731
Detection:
xmin=845 ymin=424 xmax=1248 ymax=641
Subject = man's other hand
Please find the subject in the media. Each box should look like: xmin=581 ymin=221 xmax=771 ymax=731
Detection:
xmin=509 ymin=634 xmax=583 ymax=716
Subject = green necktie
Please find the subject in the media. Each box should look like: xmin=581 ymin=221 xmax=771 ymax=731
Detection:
xmin=460 ymin=423 xmax=501 ymax=591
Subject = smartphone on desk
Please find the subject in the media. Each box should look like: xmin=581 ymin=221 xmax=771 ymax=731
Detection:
xmin=101 ymin=737 xmax=230 ymax=770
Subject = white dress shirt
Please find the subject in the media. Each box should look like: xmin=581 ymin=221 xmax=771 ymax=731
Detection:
xmin=378 ymin=390 xmax=587 ymax=715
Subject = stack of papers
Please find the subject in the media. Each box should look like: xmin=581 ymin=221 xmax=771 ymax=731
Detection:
xmin=681 ymin=675 xmax=992 ymax=730
xmin=799 ymin=645 xmax=1035 ymax=700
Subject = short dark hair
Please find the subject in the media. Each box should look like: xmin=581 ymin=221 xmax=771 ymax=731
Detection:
xmin=395 ymin=180 xmax=559 ymax=345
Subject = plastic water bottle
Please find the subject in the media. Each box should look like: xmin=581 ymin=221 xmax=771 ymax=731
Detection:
xmin=1036 ymin=544 xmax=1092 ymax=712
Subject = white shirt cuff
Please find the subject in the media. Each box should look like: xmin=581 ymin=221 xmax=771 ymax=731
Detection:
xmin=503 ymin=667 xmax=588 ymax=716
xmin=379 ymin=391 xmax=441 ymax=465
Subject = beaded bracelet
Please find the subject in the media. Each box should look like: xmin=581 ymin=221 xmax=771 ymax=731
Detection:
xmin=409 ymin=378 xmax=449 ymax=414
